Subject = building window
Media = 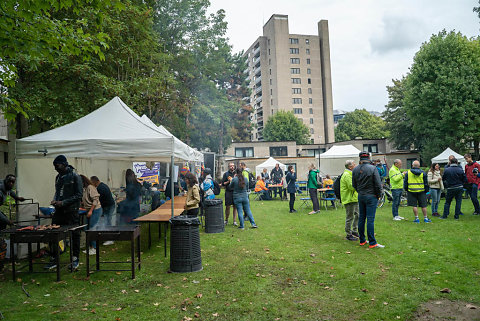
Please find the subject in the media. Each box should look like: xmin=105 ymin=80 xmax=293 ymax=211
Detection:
xmin=305 ymin=39 xmax=310 ymax=44
xmin=306 ymin=58 xmax=310 ymax=64
xmin=270 ymin=89 xmax=272 ymax=95
xmin=270 ymin=146 xmax=288 ymax=157
xmin=309 ymin=108 xmax=313 ymax=114
xmin=284 ymin=163 xmax=297 ymax=172
xmin=289 ymin=38 xmax=299 ymax=44
xmin=309 ymin=98 xmax=313 ymax=104
xmin=310 ymin=128 xmax=314 ymax=134
xmin=268 ymin=39 xmax=270 ymax=46
xmin=269 ymin=58 xmax=271 ymax=65
xmin=292 ymin=98 xmax=302 ymax=104
xmin=306 ymin=48 xmax=310 ymax=54
xmin=310 ymin=118 xmax=313 ymax=124
xmin=271 ymin=99 xmax=273 ymax=105
xmin=235 ymin=147 xmax=254 ymax=158
xmin=290 ymin=68 xmax=300 ymax=74
xmin=307 ymin=78 xmax=311 ymax=84
xmin=3 ymin=152 xmax=8 ymax=164
xmin=268 ymin=49 xmax=270 ymax=55
xmin=308 ymin=88 xmax=312 ymax=94
xmin=270 ymin=79 xmax=272 ymax=85
xmin=290 ymin=48 xmax=299 ymax=54
xmin=292 ymin=88 xmax=301 ymax=94
xmin=406 ymin=158 xmax=417 ymax=169
xmin=306 ymin=149 xmax=323 ymax=157
xmin=307 ymin=68 xmax=311 ymax=74
xmin=269 ymin=69 xmax=271 ymax=75
xmin=293 ymin=108 xmax=303 ymax=114
xmin=291 ymin=78 xmax=301 ymax=84
xmin=363 ymin=144 xmax=378 ymax=153
xmin=290 ymin=58 xmax=300 ymax=64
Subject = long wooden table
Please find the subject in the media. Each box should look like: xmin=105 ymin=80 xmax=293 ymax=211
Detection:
xmin=133 ymin=196 xmax=187 ymax=256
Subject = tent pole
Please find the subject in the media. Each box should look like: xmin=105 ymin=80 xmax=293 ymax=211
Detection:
xmin=171 ymin=155 xmax=174 ymax=219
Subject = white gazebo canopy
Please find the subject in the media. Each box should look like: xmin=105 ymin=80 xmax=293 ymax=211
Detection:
xmin=431 ymin=147 xmax=466 ymax=167
xmin=319 ymin=144 xmax=361 ymax=176
xmin=319 ymin=144 xmax=361 ymax=159
xmin=255 ymin=157 xmax=287 ymax=175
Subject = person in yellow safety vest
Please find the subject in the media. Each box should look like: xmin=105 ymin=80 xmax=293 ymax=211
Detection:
xmin=403 ymin=160 xmax=431 ymax=223
xmin=388 ymin=159 xmax=408 ymax=221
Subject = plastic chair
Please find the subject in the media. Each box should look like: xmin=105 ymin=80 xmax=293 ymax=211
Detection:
xmin=320 ymin=184 xmax=337 ymax=210
xmin=299 ymin=197 xmax=312 ymax=208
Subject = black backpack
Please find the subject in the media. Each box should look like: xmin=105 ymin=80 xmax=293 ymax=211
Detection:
xmin=212 ymin=180 xmax=221 ymax=195
xmin=248 ymin=172 xmax=256 ymax=189
xmin=333 ymin=174 xmax=343 ymax=201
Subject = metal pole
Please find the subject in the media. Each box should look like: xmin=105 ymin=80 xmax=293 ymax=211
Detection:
xmin=171 ymin=155 xmax=174 ymax=219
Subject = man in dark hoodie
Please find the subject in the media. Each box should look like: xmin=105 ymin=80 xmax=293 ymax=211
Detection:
xmin=440 ymin=157 xmax=467 ymax=220
xmin=404 ymin=160 xmax=431 ymax=223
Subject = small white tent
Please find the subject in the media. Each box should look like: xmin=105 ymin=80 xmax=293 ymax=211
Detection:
xmin=431 ymin=147 xmax=466 ymax=168
xmin=319 ymin=144 xmax=361 ymax=176
xmin=255 ymin=157 xmax=287 ymax=176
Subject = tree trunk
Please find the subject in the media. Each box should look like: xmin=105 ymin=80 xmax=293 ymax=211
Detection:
xmin=474 ymin=140 xmax=479 ymax=160
xmin=218 ymin=119 xmax=224 ymax=155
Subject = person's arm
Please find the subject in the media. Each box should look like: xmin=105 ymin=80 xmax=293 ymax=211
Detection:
xmin=423 ymin=171 xmax=429 ymax=191
xmin=352 ymin=172 xmax=357 ymax=191
xmin=87 ymin=185 xmax=100 ymax=218
xmin=403 ymin=172 xmax=408 ymax=191
xmin=373 ymin=169 xmax=383 ymax=198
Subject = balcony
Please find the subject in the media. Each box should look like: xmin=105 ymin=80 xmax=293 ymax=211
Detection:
xmin=255 ymin=76 xmax=261 ymax=84
xmin=255 ymin=96 xmax=262 ymax=104
xmin=253 ymin=46 xmax=260 ymax=56
xmin=253 ymin=56 xmax=260 ymax=66
xmin=254 ymin=66 xmax=261 ymax=76
xmin=255 ymin=86 xmax=262 ymax=94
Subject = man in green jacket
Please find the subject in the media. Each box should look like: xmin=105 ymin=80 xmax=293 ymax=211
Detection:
xmin=388 ymin=159 xmax=406 ymax=221
xmin=340 ymin=160 xmax=359 ymax=241
xmin=307 ymin=164 xmax=321 ymax=214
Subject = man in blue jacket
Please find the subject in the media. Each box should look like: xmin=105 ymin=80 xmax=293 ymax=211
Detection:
xmin=440 ymin=157 xmax=467 ymax=220
xmin=404 ymin=161 xmax=431 ymax=223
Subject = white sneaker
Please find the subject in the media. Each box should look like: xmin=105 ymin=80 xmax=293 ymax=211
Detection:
xmin=103 ymin=241 xmax=114 ymax=246
xmin=393 ymin=216 xmax=402 ymax=221
xmin=82 ymin=248 xmax=97 ymax=255
xmin=233 ymin=222 xmax=238 ymax=226
xmin=397 ymin=216 xmax=405 ymax=220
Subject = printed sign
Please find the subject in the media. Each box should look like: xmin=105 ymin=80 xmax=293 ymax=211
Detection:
xmin=133 ymin=162 xmax=160 ymax=184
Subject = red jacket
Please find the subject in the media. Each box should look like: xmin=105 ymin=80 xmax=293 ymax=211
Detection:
xmin=465 ymin=162 xmax=480 ymax=185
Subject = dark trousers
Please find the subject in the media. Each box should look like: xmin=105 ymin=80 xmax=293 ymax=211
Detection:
xmin=289 ymin=193 xmax=296 ymax=211
xmin=185 ymin=207 xmax=199 ymax=217
xmin=443 ymin=187 xmax=463 ymax=219
xmin=358 ymin=194 xmax=378 ymax=246
xmin=52 ymin=209 xmax=80 ymax=259
xmin=309 ymin=188 xmax=320 ymax=212
xmin=467 ymin=184 xmax=480 ymax=213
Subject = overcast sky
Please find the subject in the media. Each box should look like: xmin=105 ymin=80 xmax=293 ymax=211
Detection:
xmin=208 ymin=0 xmax=479 ymax=112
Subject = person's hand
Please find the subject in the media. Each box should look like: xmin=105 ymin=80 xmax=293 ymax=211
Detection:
xmin=438 ymin=177 xmax=442 ymax=182
xmin=87 ymin=211 xmax=93 ymax=218
xmin=50 ymin=200 xmax=62 ymax=207
xmin=403 ymin=171 xmax=407 ymax=175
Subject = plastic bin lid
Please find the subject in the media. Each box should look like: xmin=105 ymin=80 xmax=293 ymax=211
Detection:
xmin=203 ymin=199 xmax=223 ymax=206
xmin=169 ymin=215 xmax=201 ymax=226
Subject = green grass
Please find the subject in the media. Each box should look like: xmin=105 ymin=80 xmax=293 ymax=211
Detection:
xmin=1 ymin=193 xmax=480 ymax=321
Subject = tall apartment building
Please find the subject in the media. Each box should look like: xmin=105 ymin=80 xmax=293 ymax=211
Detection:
xmin=244 ymin=14 xmax=335 ymax=145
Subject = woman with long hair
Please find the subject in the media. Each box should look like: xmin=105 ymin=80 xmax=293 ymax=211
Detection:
xmin=184 ymin=172 xmax=201 ymax=216
xmin=120 ymin=169 xmax=142 ymax=224
xmin=286 ymin=165 xmax=297 ymax=213
xmin=80 ymin=174 xmax=102 ymax=255
xmin=428 ymin=163 xmax=443 ymax=217
xmin=231 ymin=168 xmax=257 ymax=229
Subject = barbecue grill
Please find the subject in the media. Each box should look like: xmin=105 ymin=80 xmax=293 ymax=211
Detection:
xmin=3 ymin=224 xmax=83 ymax=281
xmin=85 ymin=225 xmax=141 ymax=279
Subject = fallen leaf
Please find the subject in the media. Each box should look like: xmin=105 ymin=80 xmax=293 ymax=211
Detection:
xmin=153 ymin=303 xmax=159 ymax=306
xmin=361 ymin=288 xmax=368 ymax=292
xmin=115 ymin=307 xmax=122 ymax=311
xmin=194 ymin=312 xmax=200 ymax=318
xmin=183 ymin=277 xmax=188 ymax=281
xmin=195 ymin=306 xmax=200 ymax=309
xmin=156 ymin=283 xmax=163 ymax=287
xmin=302 ymin=280 xmax=307 ymax=285
xmin=434 ymin=272 xmax=441 ymax=275
xmin=346 ymin=251 xmax=351 ymax=254
xmin=440 ymin=288 xmax=451 ymax=293
xmin=383 ymin=302 xmax=388 ymax=305
xmin=115 ymin=272 xmax=122 ymax=275
xmin=182 ymin=307 xmax=187 ymax=311
xmin=50 ymin=310 xmax=60 ymax=314
xmin=196 ymin=293 xmax=203 ymax=298
xmin=310 ymin=253 xmax=316 ymax=257
xmin=91 ymin=309 xmax=96 ymax=314
xmin=256 ymin=273 xmax=260 ymax=277
xmin=81 ymin=308 xmax=88 ymax=311
xmin=216 ymin=290 xmax=220 ymax=294
xmin=192 ymin=280 xmax=199 ymax=284
xmin=232 ymin=298 xmax=237 ymax=302
xmin=121 ymin=290 xmax=127 ymax=294
xmin=134 ymin=290 xmax=139 ymax=293
xmin=44 ymin=294 xmax=50 ymax=297
xmin=182 ymin=317 xmax=192 ymax=321
xmin=212 ymin=313 xmax=219 ymax=317
xmin=262 ymin=307 xmax=267 ymax=311
xmin=83 ymin=303 xmax=89 ymax=307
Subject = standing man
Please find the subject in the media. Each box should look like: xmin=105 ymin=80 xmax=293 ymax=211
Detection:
xmin=90 ymin=176 xmax=116 ymax=245
xmin=222 ymin=162 xmax=238 ymax=226
xmin=0 ymin=174 xmax=26 ymax=230
xmin=352 ymin=152 xmax=384 ymax=249
xmin=340 ymin=160 xmax=359 ymax=241
xmin=270 ymin=163 xmax=284 ymax=198
xmin=389 ymin=159 xmax=406 ymax=221
xmin=48 ymin=155 xmax=83 ymax=270
xmin=463 ymin=154 xmax=480 ymax=215
xmin=307 ymin=164 xmax=321 ymax=215
xmin=441 ymin=157 xmax=467 ymax=220
xmin=404 ymin=161 xmax=431 ymax=223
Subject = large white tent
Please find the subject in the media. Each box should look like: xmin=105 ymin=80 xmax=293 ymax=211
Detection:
xmin=319 ymin=144 xmax=361 ymax=176
xmin=431 ymin=147 xmax=466 ymax=168
xmin=16 ymin=97 xmax=202 ymax=218
xmin=255 ymin=157 xmax=287 ymax=175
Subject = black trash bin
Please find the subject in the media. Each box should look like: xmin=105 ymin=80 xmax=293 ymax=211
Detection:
xmin=203 ymin=199 xmax=224 ymax=234
xmin=169 ymin=216 xmax=202 ymax=272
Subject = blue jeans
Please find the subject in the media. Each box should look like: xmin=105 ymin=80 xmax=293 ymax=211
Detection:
xmin=430 ymin=188 xmax=441 ymax=214
xmin=234 ymin=195 xmax=256 ymax=228
xmin=391 ymin=189 xmax=403 ymax=218
xmin=88 ymin=208 xmax=102 ymax=248
xmin=468 ymin=184 xmax=480 ymax=213
xmin=443 ymin=187 xmax=463 ymax=219
xmin=358 ymin=194 xmax=377 ymax=246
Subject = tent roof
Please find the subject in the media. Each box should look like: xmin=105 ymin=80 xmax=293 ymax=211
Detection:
xmin=431 ymin=147 xmax=463 ymax=162
xmin=17 ymin=97 xmax=202 ymax=162
xmin=320 ymin=144 xmax=361 ymax=159
xmin=255 ymin=157 xmax=287 ymax=174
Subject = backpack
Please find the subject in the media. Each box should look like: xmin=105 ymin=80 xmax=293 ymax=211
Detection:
xmin=333 ymin=174 xmax=343 ymax=201
xmin=212 ymin=180 xmax=221 ymax=195
xmin=316 ymin=172 xmax=323 ymax=187
xmin=248 ymin=172 xmax=256 ymax=189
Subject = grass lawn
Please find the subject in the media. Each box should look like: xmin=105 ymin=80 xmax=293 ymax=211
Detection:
xmin=1 ymin=192 xmax=480 ymax=320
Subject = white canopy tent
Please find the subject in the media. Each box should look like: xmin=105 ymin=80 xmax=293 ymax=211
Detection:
xmin=319 ymin=144 xmax=361 ymax=176
xmin=431 ymin=147 xmax=466 ymax=168
xmin=16 ymin=97 xmax=202 ymax=221
xmin=255 ymin=157 xmax=287 ymax=175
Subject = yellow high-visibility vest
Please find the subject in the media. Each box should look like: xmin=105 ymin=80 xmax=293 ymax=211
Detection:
xmin=407 ymin=170 xmax=425 ymax=192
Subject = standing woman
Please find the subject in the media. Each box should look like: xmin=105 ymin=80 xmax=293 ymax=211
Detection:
xmin=307 ymin=164 xmax=321 ymax=214
xmin=121 ymin=169 xmax=142 ymax=224
xmin=286 ymin=165 xmax=297 ymax=213
xmin=80 ymin=175 xmax=102 ymax=255
xmin=231 ymin=168 xmax=257 ymax=229
xmin=184 ymin=172 xmax=200 ymax=216
xmin=428 ymin=163 xmax=443 ymax=217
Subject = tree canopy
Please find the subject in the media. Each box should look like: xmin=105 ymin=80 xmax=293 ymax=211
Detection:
xmin=263 ymin=111 xmax=310 ymax=144
xmin=334 ymin=109 xmax=388 ymax=141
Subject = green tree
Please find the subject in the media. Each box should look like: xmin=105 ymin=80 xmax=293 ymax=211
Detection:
xmin=263 ymin=111 xmax=310 ymax=144
xmin=383 ymin=78 xmax=418 ymax=150
xmin=334 ymin=109 xmax=388 ymax=141
xmin=403 ymin=30 xmax=480 ymax=160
